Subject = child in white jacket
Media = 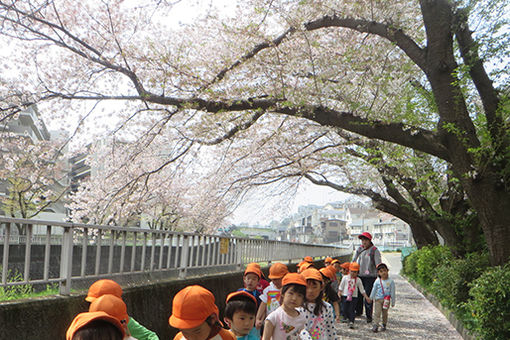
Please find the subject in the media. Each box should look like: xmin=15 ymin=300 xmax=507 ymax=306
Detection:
xmin=338 ymin=262 xmax=371 ymax=329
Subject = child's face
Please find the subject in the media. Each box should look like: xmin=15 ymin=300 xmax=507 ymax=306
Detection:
xmin=244 ymin=273 xmax=260 ymax=291
xmin=378 ymin=267 xmax=389 ymax=279
xmin=227 ymin=310 xmax=255 ymax=337
xmin=305 ymin=279 xmax=322 ymax=302
xmin=341 ymin=268 xmax=349 ymax=275
xmin=350 ymin=270 xmax=358 ymax=278
xmin=333 ymin=263 xmax=341 ymax=271
xmin=273 ymin=278 xmax=283 ymax=289
xmin=281 ymin=286 xmax=305 ymax=309
xmin=180 ymin=321 xmax=211 ymax=340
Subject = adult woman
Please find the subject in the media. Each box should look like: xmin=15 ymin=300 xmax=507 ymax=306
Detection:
xmin=351 ymin=232 xmax=382 ymax=323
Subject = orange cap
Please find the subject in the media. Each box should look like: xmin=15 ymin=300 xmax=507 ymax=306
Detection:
xmin=85 ymin=279 xmax=123 ymax=302
xmin=340 ymin=262 xmax=350 ymax=270
xmin=349 ymin=262 xmax=360 ymax=272
xmin=300 ymin=268 xmax=323 ymax=283
xmin=324 ymin=257 xmax=333 ymax=263
xmin=330 ymin=259 xmax=341 ymax=265
xmin=226 ymin=290 xmax=257 ymax=305
xmin=268 ymin=263 xmax=289 ymax=279
xmin=299 ymin=262 xmax=313 ymax=271
xmin=244 ymin=264 xmax=262 ymax=279
xmin=319 ymin=267 xmax=336 ymax=281
xmin=304 ymin=256 xmax=313 ymax=263
xmin=282 ymin=273 xmax=307 ymax=287
xmin=169 ymin=285 xmax=219 ymax=329
xmin=247 ymin=262 xmax=261 ymax=269
xmin=89 ymin=294 xmax=129 ymax=324
xmin=66 ymin=311 xmax=125 ymax=340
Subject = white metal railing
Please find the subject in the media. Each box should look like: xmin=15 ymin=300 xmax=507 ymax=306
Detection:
xmin=0 ymin=217 xmax=350 ymax=295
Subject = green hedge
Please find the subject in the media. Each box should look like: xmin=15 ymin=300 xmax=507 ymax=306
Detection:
xmin=402 ymin=246 xmax=510 ymax=340
xmin=466 ymin=263 xmax=510 ymax=340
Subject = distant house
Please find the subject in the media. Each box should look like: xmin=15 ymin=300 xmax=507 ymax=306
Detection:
xmin=281 ymin=200 xmax=414 ymax=249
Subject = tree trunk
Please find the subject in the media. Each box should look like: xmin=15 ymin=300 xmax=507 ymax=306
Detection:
xmin=408 ymin=221 xmax=439 ymax=248
xmin=464 ymin=177 xmax=510 ymax=265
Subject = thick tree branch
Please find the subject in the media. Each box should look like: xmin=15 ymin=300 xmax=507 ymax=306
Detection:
xmin=454 ymin=9 xmax=503 ymax=145
xmin=303 ymin=14 xmax=427 ymax=71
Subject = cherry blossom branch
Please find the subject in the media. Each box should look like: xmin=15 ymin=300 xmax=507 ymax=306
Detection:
xmin=303 ymin=14 xmax=427 ymax=71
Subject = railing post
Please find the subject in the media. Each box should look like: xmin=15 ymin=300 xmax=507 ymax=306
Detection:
xmin=59 ymin=226 xmax=74 ymax=295
xmin=2 ymin=223 xmax=10 ymax=286
xmin=179 ymin=235 xmax=190 ymax=279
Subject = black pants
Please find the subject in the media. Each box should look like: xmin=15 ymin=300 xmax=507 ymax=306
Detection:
xmin=355 ymin=276 xmax=376 ymax=319
xmin=342 ymin=296 xmax=359 ymax=323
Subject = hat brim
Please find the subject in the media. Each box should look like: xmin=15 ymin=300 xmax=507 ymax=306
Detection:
xmin=169 ymin=315 xmax=206 ymax=329
xmin=85 ymin=296 xmax=95 ymax=302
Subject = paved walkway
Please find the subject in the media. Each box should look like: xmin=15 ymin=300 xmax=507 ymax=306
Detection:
xmin=334 ymin=253 xmax=463 ymax=339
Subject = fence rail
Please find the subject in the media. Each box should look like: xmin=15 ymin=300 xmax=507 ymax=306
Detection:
xmin=0 ymin=217 xmax=350 ymax=295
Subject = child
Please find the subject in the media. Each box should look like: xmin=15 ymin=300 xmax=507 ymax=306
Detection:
xmin=262 ymin=273 xmax=310 ymax=340
xmin=339 ymin=263 xmax=350 ymax=277
xmin=299 ymin=268 xmax=336 ymax=339
xmin=323 ymin=257 xmax=333 ymax=267
xmin=85 ymin=279 xmax=159 ymax=340
xmin=169 ymin=285 xmax=236 ymax=340
xmin=247 ymin=262 xmax=270 ymax=294
xmin=224 ymin=291 xmax=260 ymax=339
xmin=256 ymin=263 xmax=289 ymax=329
xmin=66 ymin=311 xmax=124 ymax=340
xmin=239 ymin=264 xmax=263 ymax=305
xmin=88 ymin=294 xmax=136 ymax=339
xmin=369 ymin=263 xmax=396 ymax=333
xmin=338 ymin=263 xmax=350 ymax=322
xmin=319 ymin=267 xmax=341 ymax=323
xmin=338 ymin=262 xmax=372 ymax=329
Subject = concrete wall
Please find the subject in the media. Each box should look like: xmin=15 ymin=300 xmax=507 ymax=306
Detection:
xmin=0 ymin=257 xmax=349 ymax=340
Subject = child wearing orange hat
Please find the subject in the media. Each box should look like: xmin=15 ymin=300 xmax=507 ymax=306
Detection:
xmin=319 ymin=267 xmax=341 ymax=323
xmin=66 ymin=311 xmax=124 ymax=340
xmin=169 ymin=285 xmax=236 ymax=340
xmin=224 ymin=291 xmax=259 ymax=340
xmin=299 ymin=268 xmax=335 ymax=339
xmin=323 ymin=257 xmax=333 ymax=267
xmin=239 ymin=264 xmax=263 ymax=306
xmin=262 ymin=273 xmax=310 ymax=340
xmin=88 ymin=294 xmax=134 ymax=338
xmin=85 ymin=279 xmax=159 ymax=340
xmin=338 ymin=262 xmax=372 ymax=329
xmin=255 ymin=263 xmax=289 ymax=329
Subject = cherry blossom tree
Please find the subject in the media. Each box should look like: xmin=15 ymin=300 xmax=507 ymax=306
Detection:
xmin=67 ymin=136 xmax=238 ymax=233
xmin=0 ymin=133 xmax=68 ymax=233
xmin=0 ymin=0 xmax=509 ymax=263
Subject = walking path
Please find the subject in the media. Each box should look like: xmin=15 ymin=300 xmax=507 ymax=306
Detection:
xmin=334 ymin=253 xmax=463 ymax=339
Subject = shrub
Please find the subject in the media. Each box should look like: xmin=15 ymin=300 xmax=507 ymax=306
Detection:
xmin=415 ymin=245 xmax=452 ymax=287
xmin=402 ymin=251 xmax=419 ymax=277
xmin=430 ymin=252 xmax=489 ymax=317
xmin=466 ymin=263 xmax=510 ymax=340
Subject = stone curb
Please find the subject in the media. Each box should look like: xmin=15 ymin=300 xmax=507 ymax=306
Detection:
xmin=404 ymin=276 xmax=478 ymax=340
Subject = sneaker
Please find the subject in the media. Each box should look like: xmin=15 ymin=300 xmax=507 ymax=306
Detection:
xmin=341 ymin=318 xmax=349 ymax=323
xmin=349 ymin=322 xmax=355 ymax=329
xmin=367 ymin=317 xmax=373 ymax=323
xmin=381 ymin=324 xmax=387 ymax=331
xmin=372 ymin=325 xmax=379 ymax=333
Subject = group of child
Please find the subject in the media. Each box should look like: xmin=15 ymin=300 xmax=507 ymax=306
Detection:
xmin=66 ymin=254 xmax=396 ymax=339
